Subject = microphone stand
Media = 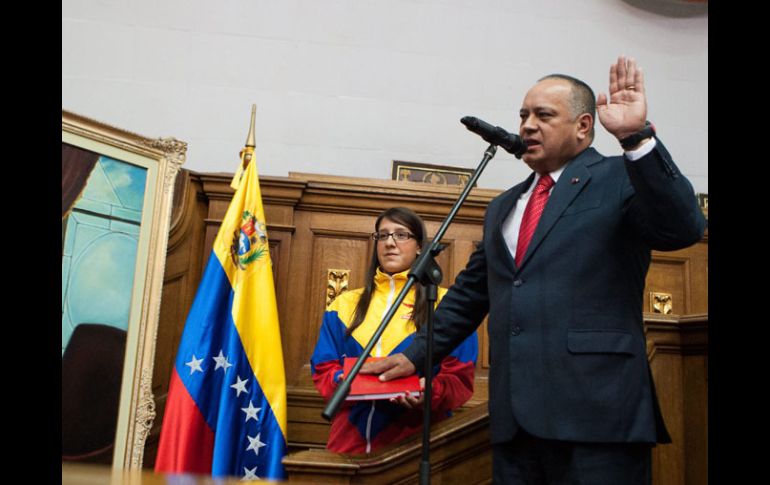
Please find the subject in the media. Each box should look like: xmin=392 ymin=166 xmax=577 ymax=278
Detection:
xmin=322 ymin=144 xmax=499 ymax=485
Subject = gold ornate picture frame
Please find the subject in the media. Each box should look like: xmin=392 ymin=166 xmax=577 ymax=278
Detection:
xmin=62 ymin=110 xmax=186 ymax=470
xmin=392 ymin=160 xmax=476 ymax=188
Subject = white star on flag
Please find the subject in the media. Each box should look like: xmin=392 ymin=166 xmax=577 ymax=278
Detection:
xmin=213 ymin=350 xmax=233 ymax=372
xmin=246 ymin=433 xmax=267 ymax=456
xmin=231 ymin=375 xmax=249 ymax=397
xmin=241 ymin=401 xmax=262 ymax=423
xmin=185 ymin=355 xmax=204 ymax=375
xmin=242 ymin=466 xmax=259 ymax=480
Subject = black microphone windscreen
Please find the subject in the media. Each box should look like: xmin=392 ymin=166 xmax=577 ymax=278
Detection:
xmin=460 ymin=116 xmax=526 ymax=158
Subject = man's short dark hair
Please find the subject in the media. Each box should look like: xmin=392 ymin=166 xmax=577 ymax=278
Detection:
xmin=539 ymin=74 xmax=596 ymax=137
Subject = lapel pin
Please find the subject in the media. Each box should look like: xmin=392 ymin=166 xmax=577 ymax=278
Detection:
xmin=571 ymin=177 xmax=580 ymax=184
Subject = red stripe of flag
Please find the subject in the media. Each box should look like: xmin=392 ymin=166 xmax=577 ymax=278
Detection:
xmin=155 ymin=369 xmax=215 ymax=474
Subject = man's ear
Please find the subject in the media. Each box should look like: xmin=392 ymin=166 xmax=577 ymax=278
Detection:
xmin=576 ymin=113 xmax=593 ymax=142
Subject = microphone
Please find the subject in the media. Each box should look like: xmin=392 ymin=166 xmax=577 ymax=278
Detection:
xmin=461 ymin=116 xmax=526 ymax=158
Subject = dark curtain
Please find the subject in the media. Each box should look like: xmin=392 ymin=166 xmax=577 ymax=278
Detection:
xmin=62 ymin=143 xmax=99 ymax=218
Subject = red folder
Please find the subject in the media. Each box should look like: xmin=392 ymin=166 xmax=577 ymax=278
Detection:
xmin=343 ymin=357 xmax=422 ymax=401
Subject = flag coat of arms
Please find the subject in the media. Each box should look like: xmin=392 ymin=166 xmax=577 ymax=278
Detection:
xmin=155 ymin=143 xmax=287 ymax=480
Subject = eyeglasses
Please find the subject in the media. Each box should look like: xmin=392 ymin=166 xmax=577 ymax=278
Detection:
xmin=371 ymin=231 xmax=416 ymax=242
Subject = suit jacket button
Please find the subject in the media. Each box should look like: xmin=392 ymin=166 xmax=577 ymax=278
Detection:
xmin=511 ymin=325 xmax=521 ymax=336
xmin=513 ymin=279 xmax=523 ymax=287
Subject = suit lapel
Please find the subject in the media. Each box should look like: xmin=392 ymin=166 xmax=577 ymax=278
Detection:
xmin=494 ymin=174 xmax=534 ymax=274
xmin=517 ymin=148 xmax=602 ymax=270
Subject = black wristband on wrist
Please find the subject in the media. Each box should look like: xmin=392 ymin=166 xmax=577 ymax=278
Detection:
xmin=620 ymin=121 xmax=656 ymax=150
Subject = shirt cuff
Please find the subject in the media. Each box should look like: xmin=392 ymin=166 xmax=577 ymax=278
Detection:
xmin=624 ymin=137 xmax=657 ymax=161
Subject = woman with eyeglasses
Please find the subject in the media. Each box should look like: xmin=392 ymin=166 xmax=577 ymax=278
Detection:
xmin=310 ymin=206 xmax=478 ymax=454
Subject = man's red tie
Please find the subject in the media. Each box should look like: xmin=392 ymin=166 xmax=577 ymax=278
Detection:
xmin=515 ymin=174 xmax=554 ymax=267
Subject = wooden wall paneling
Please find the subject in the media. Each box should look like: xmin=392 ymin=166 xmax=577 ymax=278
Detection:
xmin=260 ymin=177 xmax=304 ymax=338
xmin=651 ymin=354 xmax=686 ymax=485
xmin=286 ymin=172 xmax=497 ymax=223
xmin=647 ymin=235 xmax=708 ymax=316
xmin=201 ymin=202 xmax=227 ymax=268
xmin=431 ymin=238 xmax=453 ymax=286
xmin=647 ymin=315 xmax=684 ymax=485
xmin=683 ymin=354 xmax=708 ymax=485
xmin=679 ymin=314 xmax=708 ymax=485
xmin=677 ymin=238 xmax=708 ymax=314
xmin=645 ymin=314 xmax=708 ymax=485
xmin=265 ymin=227 xmax=293 ymax=339
xmin=197 ymin=175 xmax=235 ymax=266
xmin=283 ymin=210 xmax=316 ymax=388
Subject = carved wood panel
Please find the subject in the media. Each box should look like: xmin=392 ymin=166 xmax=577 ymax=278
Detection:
xmin=645 ymin=257 xmax=688 ymax=314
xmin=647 ymin=239 xmax=708 ymax=315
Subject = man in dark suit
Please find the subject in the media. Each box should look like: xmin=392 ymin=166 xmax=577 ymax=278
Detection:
xmin=362 ymin=56 xmax=707 ymax=484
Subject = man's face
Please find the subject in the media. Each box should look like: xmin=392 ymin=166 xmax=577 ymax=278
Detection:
xmin=519 ymin=79 xmax=585 ymax=174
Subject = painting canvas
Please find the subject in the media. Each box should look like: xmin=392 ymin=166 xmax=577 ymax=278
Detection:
xmin=62 ymin=149 xmax=148 ymax=354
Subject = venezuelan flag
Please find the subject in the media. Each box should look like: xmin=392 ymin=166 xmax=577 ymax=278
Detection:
xmin=155 ymin=142 xmax=287 ymax=480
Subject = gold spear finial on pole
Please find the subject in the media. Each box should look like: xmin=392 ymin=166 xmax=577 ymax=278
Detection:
xmin=245 ymin=104 xmax=256 ymax=148
xmin=230 ymin=104 xmax=257 ymax=190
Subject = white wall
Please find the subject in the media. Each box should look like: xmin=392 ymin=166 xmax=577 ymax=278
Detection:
xmin=62 ymin=0 xmax=707 ymax=193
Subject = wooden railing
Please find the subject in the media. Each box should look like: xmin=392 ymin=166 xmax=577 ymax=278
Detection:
xmin=283 ymin=403 xmax=491 ymax=484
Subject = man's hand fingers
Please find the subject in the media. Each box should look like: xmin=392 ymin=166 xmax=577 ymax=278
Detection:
xmin=360 ymin=354 xmax=416 ymax=379
xmin=616 ymin=55 xmax=628 ymax=90
xmin=359 ymin=360 xmax=383 ymax=374
xmin=609 ymin=62 xmax=619 ymax=94
xmin=597 ymin=93 xmax=608 ymax=107
xmin=635 ymin=66 xmax=645 ymax=96
xmin=379 ymin=358 xmax=416 ymax=381
xmin=360 ymin=357 xmax=399 ymax=374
